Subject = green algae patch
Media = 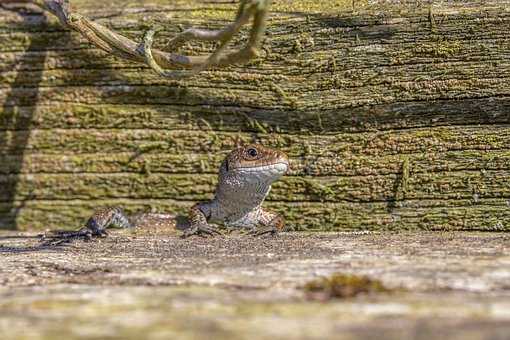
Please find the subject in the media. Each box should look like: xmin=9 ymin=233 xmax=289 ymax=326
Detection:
xmin=271 ymin=0 xmax=369 ymax=14
xmin=303 ymin=273 xmax=392 ymax=300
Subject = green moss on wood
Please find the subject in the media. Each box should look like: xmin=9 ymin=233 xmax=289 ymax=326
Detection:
xmin=303 ymin=273 xmax=392 ymax=300
xmin=1 ymin=1 xmax=509 ymax=231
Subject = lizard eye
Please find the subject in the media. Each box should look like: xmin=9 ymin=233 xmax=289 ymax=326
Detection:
xmin=247 ymin=148 xmax=258 ymax=158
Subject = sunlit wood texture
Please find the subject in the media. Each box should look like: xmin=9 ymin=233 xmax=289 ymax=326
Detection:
xmin=1 ymin=0 xmax=510 ymax=231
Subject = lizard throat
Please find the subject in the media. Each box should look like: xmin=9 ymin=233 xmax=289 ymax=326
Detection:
xmin=216 ymin=161 xmax=287 ymax=203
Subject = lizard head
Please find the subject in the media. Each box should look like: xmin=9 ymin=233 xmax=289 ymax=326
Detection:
xmin=222 ymin=144 xmax=289 ymax=182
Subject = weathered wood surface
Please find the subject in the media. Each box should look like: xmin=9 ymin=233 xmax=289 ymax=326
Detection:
xmin=1 ymin=0 xmax=510 ymax=231
xmin=1 ymin=231 xmax=510 ymax=339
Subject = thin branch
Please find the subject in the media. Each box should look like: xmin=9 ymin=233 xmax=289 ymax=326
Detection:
xmin=7 ymin=0 xmax=271 ymax=78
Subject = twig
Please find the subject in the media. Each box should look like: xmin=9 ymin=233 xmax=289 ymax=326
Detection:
xmin=7 ymin=0 xmax=271 ymax=78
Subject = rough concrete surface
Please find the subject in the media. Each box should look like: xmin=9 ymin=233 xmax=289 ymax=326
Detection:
xmin=0 ymin=230 xmax=509 ymax=339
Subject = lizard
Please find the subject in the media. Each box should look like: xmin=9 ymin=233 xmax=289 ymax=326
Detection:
xmin=41 ymin=144 xmax=289 ymax=244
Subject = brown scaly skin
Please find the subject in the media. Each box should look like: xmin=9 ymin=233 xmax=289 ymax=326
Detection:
xmin=185 ymin=144 xmax=289 ymax=237
xmin=41 ymin=144 xmax=289 ymax=244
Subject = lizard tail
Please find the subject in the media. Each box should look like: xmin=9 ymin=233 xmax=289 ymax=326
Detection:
xmin=87 ymin=207 xmax=177 ymax=231
xmin=129 ymin=212 xmax=177 ymax=229
xmin=39 ymin=207 xmax=178 ymax=246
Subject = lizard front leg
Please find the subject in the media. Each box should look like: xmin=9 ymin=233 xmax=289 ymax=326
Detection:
xmin=40 ymin=207 xmax=133 ymax=245
xmin=248 ymin=209 xmax=285 ymax=237
xmin=182 ymin=203 xmax=223 ymax=238
xmin=84 ymin=206 xmax=133 ymax=235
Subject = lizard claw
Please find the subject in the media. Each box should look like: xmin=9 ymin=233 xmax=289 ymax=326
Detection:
xmin=94 ymin=229 xmax=108 ymax=237
xmin=181 ymin=224 xmax=223 ymax=238
xmin=38 ymin=225 xmax=108 ymax=246
xmin=247 ymin=227 xmax=278 ymax=237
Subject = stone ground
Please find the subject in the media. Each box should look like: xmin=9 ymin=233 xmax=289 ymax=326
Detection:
xmin=0 ymin=230 xmax=509 ymax=339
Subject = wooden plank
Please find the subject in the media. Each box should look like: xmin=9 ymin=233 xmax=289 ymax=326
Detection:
xmin=2 ymin=198 xmax=508 ymax=231
xmin=0 ymin=127 xmax=509 ymax=156
xmin=1 ymin=0 xmax=510 ymax=231
xmin=1 ymin=168 xmax=509 ymax=203
xmin=1 ymin=150 xmax=510 ymax=176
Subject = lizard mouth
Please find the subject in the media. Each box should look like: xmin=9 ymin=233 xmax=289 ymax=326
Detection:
xmin=236 ymin=162 xmax=289 ymax=175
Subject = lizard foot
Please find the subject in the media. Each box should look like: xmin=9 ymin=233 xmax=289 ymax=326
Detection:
xmin=247 ymin=227 xmax=278 ymax=237
xmin=181 ymin=224 xmax=223 ymax=238
xmin=39 ymin=227 xmax=107 ymax=246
